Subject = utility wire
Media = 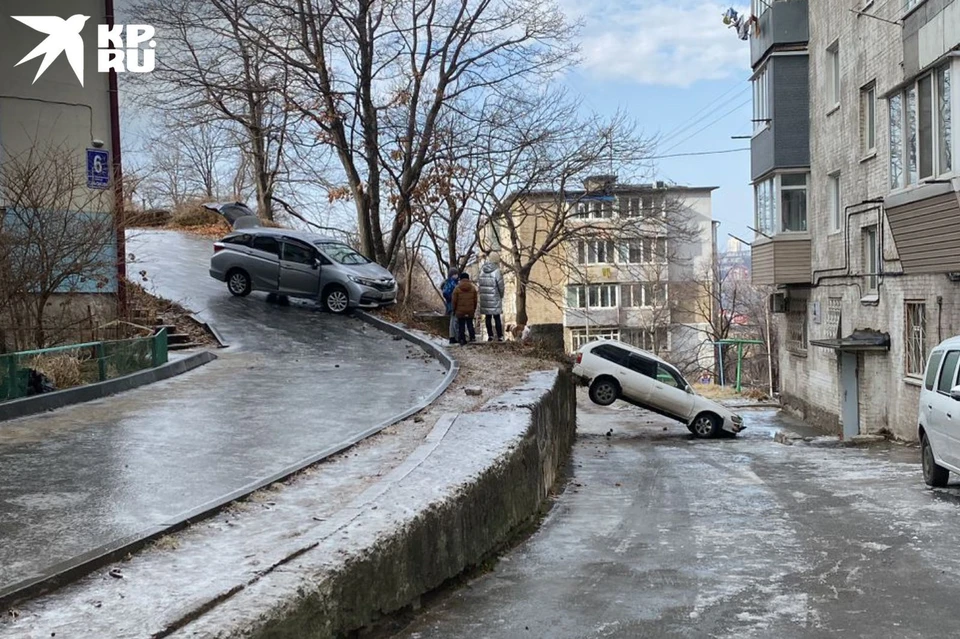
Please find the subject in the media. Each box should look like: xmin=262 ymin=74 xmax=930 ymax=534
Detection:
xmin=647 ymin=147 xmax=749 ymax=160
xmin=661 ymin=98 xmax=752 ymax=154
xmin=659 ymin=86 xmax=750 ymax=147
xmin=659 ymin=83 xmax=749 ymax=142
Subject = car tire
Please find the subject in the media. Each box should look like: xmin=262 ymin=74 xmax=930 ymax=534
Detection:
xmin=922 ymin=433 xmax=949 ymax=488
xmin=323 ymin=285 xmax=350 ymax=314
xmin=690 ymin=413 xmax=721 ymax=439
xmin=588 ymin=377 xmax=620 ymax=406
xmin=226 ymin=269 xmax=252 ymax=297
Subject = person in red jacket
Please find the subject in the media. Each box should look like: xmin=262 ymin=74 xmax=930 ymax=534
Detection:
xmin=451 ymin=273 xmax=478 ymax=345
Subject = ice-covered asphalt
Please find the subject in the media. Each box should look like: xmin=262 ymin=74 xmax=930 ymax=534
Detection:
xmin=0 ymin=230 xmax=445 ymax=595
xmin=397 ymin=397 xmax=960 ymax=638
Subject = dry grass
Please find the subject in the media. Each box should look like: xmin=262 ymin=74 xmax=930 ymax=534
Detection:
xmin=692 ymin=383 xmax=771 ymax=401
xmin=26 ymin=351 xmax=88 ymax=389
xmin=127 ymin=282 xmax=219 ymax=347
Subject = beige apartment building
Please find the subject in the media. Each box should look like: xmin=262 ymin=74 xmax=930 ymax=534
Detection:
xmin=487 ymin=177 xmax=717 ymax=373
xmin=0 ymin=1 xmax=124 ymax=347
xmin=750 ymin=0 xmax=960 ymax=440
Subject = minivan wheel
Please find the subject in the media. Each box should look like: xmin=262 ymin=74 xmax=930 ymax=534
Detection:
xmin=589 ymin=378 xmax=619 ymax=406
xmin=227 ymin=269 xmax=252 ymax=297
xmin=691 ymin=413 xmax=721 ymax=439
xmin=324 ymin=286 xmax=350 ymax=314
xmin=922 ymin=434 xmax=949 ymax=487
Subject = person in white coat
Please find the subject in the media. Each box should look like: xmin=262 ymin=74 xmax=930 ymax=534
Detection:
xmin=477 ymin=252 xmax=505 ymax=341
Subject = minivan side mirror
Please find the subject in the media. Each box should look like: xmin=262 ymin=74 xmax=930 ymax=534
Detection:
xmin=951 ymin=385 xmax=960 ymax=402
xmin=312 ymin=257 xmax=321 ymax=270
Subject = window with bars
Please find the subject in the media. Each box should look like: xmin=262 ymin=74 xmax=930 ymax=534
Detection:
xmin=571 ymin=328 xmax=620 ymax=350
xmin=905 ymin=302 xmax=927 ymax=378
xmin=786 ymin=297 xmax=808 ymax=353
xmin=827 ymin=297 xmax=843 ymax=337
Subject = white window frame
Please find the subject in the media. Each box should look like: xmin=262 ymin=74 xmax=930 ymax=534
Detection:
xmin=905 ymin=301 xmax=927 ymax=378
xmin=827 ymin=40 xmax=841 ymax=109
xmin=753 ymin=64 xmax=771 ymax=134
xmin=587 ymin=284 xmax=618 ymax=309
xmin=889 ymin=60 xmax=955 ymax=190
xmin=862 ymin=81 xmax=877 ymax=155
xmin=829 ymin=172 xmax=842 ymax=233
xmin=571 ymin=328 xmax=620 ymax=351
xmin=578 ymin=239 xmax=616 ymax=265
xmin=755 ymin=172 xmax=809 ymax=236
xmin=567 ymin=285 xmax=587 ymax=309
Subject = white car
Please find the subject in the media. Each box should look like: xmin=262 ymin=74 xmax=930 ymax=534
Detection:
xmin=917 ymin=335 xmax=960 ymax=487
xmin=572 ymin=339 xmax=745 ymax=438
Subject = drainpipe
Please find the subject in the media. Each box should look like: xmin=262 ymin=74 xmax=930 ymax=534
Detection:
xmin=105 ymin=0 xmax=127 ymax=319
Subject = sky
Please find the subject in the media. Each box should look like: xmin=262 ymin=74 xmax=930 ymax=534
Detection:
xmin=560 ymin=0 xmax=754 ymax=251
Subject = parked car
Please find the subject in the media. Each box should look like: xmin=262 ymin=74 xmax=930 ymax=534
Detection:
xmin=572 ymin=339 xmax=745 ymax=438
xmin=209 ymin=227 xmax=398 ymax=314
xmin=917 ymin=335 xmax=960 ymax=486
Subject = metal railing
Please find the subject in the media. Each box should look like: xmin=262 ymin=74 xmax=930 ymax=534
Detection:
xmin=0 ymin=329 xmax=168 ymax=402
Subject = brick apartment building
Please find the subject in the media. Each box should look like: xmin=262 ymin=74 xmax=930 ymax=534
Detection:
xmin=750 ymin=0 xmax=960 ymax=440
xmin=486 ymin=176 xmax=717 ymax=373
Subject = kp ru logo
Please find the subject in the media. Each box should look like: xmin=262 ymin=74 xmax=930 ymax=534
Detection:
xmin=13 ymin=15 xmax=157 ymax=87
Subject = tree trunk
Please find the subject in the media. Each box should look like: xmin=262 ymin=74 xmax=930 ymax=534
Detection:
xmin=515 ymin=266 xmax=531 ymax=327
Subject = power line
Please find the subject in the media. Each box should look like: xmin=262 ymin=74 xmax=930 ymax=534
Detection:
xmin=661 ymin=98 xmax=752 ymax=154
xmin=659 ymin=86 xmax=750 ymax=146
xmin=647 ymin=147 xmax=749 ymax=160
xmin=660 ymin=82 xmax=749 ymax=141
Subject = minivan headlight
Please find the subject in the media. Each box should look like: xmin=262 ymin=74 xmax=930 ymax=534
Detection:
xmin=731 ymin=414 xmax=743 ymax=424
xmin=348 ymin=275 xmax=379 ymax=287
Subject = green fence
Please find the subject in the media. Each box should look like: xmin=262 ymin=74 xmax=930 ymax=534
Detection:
xmin=0 ymin=329 xmax=168 ymax=402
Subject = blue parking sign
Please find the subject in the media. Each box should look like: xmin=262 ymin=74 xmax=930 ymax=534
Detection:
xmin=87 ymin=149 xmax=110 ymax=190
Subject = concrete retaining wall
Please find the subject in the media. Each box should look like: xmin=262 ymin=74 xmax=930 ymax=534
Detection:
xmin=170 ymin=369 xmax=576 ymax=638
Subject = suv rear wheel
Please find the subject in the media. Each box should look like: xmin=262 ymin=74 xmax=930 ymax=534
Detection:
xmin=922 ymin=433 xmax=949 ymax=487
xmin=227 ymin=269 xmax=252 ymax=297
xmin=589 ymin=377 xmax=619 ymax=406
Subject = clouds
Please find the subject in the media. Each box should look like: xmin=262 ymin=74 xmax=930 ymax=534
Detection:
xmin=563 ymin=1 xmax=751 ymax=88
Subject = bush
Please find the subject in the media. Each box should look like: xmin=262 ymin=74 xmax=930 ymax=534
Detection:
xmin=128 ymin=208 xmax=173 ymax=227
xmin=27 ymin=351 xmax=89 ymax=389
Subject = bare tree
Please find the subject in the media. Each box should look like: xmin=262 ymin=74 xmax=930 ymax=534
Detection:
xmin=227 ymin=0 xmax=578 ymax=268
xmin=0 ymin=143 xmax=116 ymax=349
xmin=131 ymin=0 xmax=295 ymax=221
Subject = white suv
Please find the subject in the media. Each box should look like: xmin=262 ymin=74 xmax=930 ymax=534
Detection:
xmin=917 ymin=336 xmax=960 ymax=487
xmin=572 ymin=339 xmax=745 ymax=438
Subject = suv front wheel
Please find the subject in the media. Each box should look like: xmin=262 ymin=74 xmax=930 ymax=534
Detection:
xmin=691 ymin=413 xmax=721 ymax=439
xmin=589 ymin=377 xmax=620 ymax=406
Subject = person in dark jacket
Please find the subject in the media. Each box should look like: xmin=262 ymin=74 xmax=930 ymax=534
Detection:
xmin=477 ymin=252 xmax=505 ymax=341
xmin=451 ymin=272 xmax=478 ymax=345
xmin=441 ymin=266 xmax=459 ymax=344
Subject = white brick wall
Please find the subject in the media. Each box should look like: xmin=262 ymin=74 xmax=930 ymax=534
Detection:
xmin=780 ymin=0 xmax=960 ymax=440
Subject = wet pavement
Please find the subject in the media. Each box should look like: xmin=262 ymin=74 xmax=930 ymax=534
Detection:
xmin=396 ymin=397 xmax=960 ymax=638
xmin=0 ymin=231 xmax=445 ymax=594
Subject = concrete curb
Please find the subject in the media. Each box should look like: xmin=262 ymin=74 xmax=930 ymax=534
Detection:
xmin=165 ymin=370 xmax=576 ymax=638
xmin=0 ymin=351 xmax=217 ymax=424
xmin=0 ymin=311 xmax=458 ymax=609
xmin=189 ymin=313 xmax=229 ymax=348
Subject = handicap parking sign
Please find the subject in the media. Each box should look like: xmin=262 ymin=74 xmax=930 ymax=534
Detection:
xmin=87 ymin=149 xmax=110 ymax=190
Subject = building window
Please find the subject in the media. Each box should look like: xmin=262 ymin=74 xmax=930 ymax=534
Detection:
xmin=623 ymin=240 xmax=643 ymax=264
xmin=829 ymin=172 xmax=842 ymax=232
xmin=753 ymin=64 xmax=771 ymax=133
xmin=578 ymin=239 xmax=616 ymax=264
xmin=587 ymin=284 xmax=618 ymax=308
xmin=620 ymin=282 xmax=668 ymax=308
xmin=780 ymin=173 xmax=807 ymax=232
xmin=622 ymin=196 xmax=641 ymax=217
xmin=862 ymin=225 xmax=879 ymax=293
xmin=827 ymin=297 xmax=843 ymax=337
xmin=827 ymin=41 xmax=841 ymax=108
xmin=567 ymin=285 xmax=587 ymax=309
xmin=623 ymin=327 xmax=669 ymax=353
xmin=786 ymin=297 xmax=808 ymax=353
xmin=571 ymin=328 xmax=620 ymax=351
xmin=861 ymin=82 xmax=876 ymax=155
xmin=642 ymin=237 xmax=668 ymax=263
xmin=905 ymin=302 xmax=927 ymax=378
xmin=621 ymin=283 xmax=644 ymax=308
xmin=890 ymin=62 xmax=952 ymax=188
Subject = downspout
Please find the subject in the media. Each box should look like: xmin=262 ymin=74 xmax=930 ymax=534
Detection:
xmin=105 ymin=0 xmax=127 ymax=319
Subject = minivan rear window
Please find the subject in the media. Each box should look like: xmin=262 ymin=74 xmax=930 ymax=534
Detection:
xmin=926 ymin=351 xmax=944 ymax=391
xmin=252 ymin=236 xmax=280 ymax=256
xmin=937 ymin=351 xmax=960 ymax=394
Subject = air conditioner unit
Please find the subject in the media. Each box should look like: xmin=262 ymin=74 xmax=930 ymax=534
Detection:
xmin=770 ymin=293 xmax=787 ymax=313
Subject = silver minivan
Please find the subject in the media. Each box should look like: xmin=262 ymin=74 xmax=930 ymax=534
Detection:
xmin=918 ymin=335 xmax=960 ymax=486
xmin=208 ymin=226 xmax=397 ymax=314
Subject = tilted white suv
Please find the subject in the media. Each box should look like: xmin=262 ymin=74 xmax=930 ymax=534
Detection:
xmin=917 ymin=336 xmax=960 ymax=487
xmin=572 ymin=339 xmax=745 ymax=438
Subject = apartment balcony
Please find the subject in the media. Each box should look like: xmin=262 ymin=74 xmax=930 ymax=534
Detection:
xmin=751 ymin=233 xmax=811 ymax=286
xmin=885 ymin=182 xmax=960 ymax=274
xmin=750 ymin=0 xmax=809 ymax=67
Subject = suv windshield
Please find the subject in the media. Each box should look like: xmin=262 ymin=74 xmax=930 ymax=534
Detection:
xmin=316 ymin=242 xmax=370 ymax=265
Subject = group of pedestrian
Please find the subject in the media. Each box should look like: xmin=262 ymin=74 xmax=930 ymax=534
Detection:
xmin=441 ymin=253 xmax=505 ymax=346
